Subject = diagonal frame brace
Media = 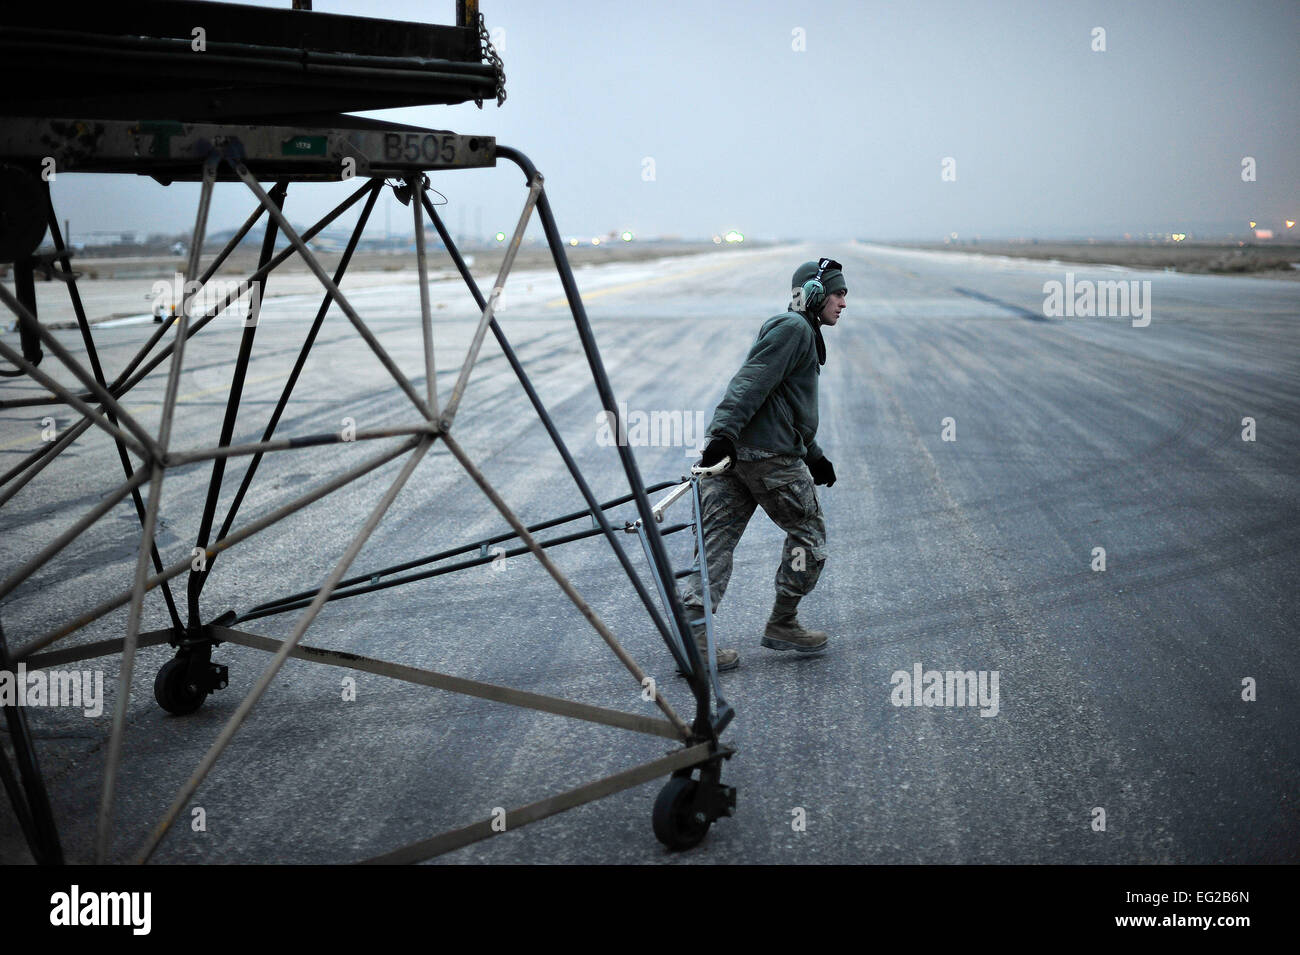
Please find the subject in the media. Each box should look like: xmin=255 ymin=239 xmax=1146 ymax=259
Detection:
xmin=95 ymin=157 xmax=219 ymax=863
xmin=360 ymin=742 xmax=719 ymax=864
xmin=211 ymin=626 xmax=686 ymax=742
xmin=233 ymin=163 xmax=434 ymax=422
xmin=419 ymin=192 xmax=688 ymax=673
xmin=0 ymin=468 xmax=151 ymax=603
xmin=410 ymin=176 xmax=440 ymax=421
xmin=13 ymin=435 xmax=424 ymax=663
xmin=441 ymin=432 xmax=690 ymax=739
xmin=0 ymin=332 xmax=151 ymax=461
xmin=133 ymin=436 xmax=436 ymax=863
xmin=439 ymin=170 xmax=543 ymax=431
xmin=0 ymin=286 xmax=160 ymax=460
xmin=107 ymin=178 xmax=380 ymax=404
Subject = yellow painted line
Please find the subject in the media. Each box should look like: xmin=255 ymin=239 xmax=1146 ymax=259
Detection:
xmin=0 ymin=430 xmax=57 ymax=453
xmin=132 ymin=370 xmax=293 ymax=411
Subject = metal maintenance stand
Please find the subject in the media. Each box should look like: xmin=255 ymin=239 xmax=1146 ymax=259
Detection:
xmin=628 ymin=457 xmax=738 ymax=849
xmin=0 ymin=2 xmax=735 ymax=864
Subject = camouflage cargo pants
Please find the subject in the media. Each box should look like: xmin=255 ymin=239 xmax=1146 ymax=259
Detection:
xmin=678 ymin=453 xmax=827 ymax=614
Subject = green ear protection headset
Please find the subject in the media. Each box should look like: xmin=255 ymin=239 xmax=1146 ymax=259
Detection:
xmin=800 ymin=257 xmax=842 ymax=315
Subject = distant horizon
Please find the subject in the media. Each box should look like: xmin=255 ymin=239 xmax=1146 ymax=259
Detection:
xmin=46 ymin=228 xmax=1300 ymax=253
xmin=31 ymin=0 xmax=1297 ymax=249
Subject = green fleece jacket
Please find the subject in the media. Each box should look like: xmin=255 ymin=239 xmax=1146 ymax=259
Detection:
xmin=706 ymin=311 xmax=824 ymax=461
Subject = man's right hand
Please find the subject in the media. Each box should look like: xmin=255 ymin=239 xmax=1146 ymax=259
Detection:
xmin=808 ymin=454 xmax=836 ymax=487
xmin=699 ymin=436 xmax=736 ymax=469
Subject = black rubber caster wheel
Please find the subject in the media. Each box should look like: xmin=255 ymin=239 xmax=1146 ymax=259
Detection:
xmin=653 ymin=776 xmax=711 ymax=850
xmin=154 ymin=658 xmax=208 ymax=715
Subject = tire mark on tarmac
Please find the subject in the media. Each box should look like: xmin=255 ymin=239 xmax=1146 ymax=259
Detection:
xmin=836 ymin=294 xmax=1175 ymax=861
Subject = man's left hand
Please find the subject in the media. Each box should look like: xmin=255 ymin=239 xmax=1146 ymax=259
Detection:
xmin=809 ymin=455 xmax=836 ymax=487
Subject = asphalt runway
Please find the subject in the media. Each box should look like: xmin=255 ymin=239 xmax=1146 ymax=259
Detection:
xmin=1 ymin=240 xmax=1297 ymax=863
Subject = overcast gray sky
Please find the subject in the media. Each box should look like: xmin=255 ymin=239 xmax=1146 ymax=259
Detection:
xmin=54 ymin=0 xmax=1300 ymax=243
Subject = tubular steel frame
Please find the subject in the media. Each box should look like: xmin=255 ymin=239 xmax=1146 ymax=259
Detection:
xmin=0 ymin=132 xmax=733 ymax=864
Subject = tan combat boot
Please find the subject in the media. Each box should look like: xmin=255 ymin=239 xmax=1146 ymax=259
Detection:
xmin=762 ymin=598 xmax=829 ymax=653
xmin=678 ymin=618 xmax=739 ymax=674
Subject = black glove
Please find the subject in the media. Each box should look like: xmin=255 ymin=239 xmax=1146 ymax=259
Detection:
xmin=808 ymin=455 xmax=836 ymax=487
xmin=700 ymin=436 xmax=736 ymax=468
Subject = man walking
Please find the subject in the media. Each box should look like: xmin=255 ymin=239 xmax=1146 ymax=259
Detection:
xmin=678 ymin=258 xmax=846 ymax=671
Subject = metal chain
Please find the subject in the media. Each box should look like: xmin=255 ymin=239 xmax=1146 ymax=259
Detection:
xmin=475 ymin=12 xmax=507 ymax=108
